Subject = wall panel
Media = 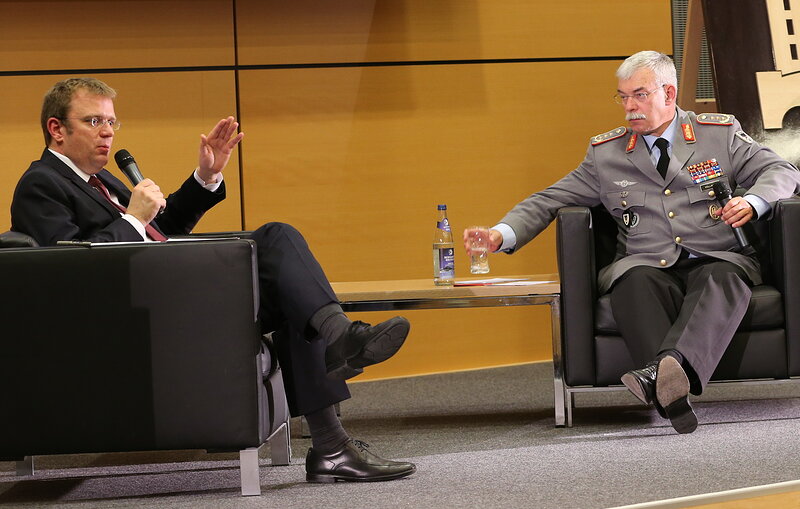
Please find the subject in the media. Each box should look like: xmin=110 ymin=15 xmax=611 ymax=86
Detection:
xmin=0 ymin=71 xmax=242 ymax=233
xmin=238 ymin=60 xmax=632 ymax=378
xmin=237 ymin=0 xmax=671 ymax=64
xmin=239 ymin=61 xmax=623 ymax=282
xmin=0 ymin=1 xmax=234 ymax=71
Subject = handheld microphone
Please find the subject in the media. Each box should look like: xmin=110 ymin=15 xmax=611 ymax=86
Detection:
xmin=114 ymin=149 xmax=144 ymax=186
xmin=711 ymin=180 xmax=751 ymax=249
xmin=114 ymin=149 xmax=164 ymax=214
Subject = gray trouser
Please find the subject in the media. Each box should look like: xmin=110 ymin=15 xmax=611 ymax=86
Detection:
xmin=610 ymin=258 xmax=752 ymax=394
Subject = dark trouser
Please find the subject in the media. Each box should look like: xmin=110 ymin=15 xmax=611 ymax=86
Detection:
xmin=251 ymin=222 xmax=350 ymax=416
xmin=609 ymin=258 xmax=752 ymax=395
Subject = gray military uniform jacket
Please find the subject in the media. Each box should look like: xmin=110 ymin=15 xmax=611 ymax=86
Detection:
xmin=500 ymin=108 xmax=800 ymax=294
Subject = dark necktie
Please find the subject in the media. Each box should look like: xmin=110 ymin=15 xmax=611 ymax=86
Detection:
xmin=88 ymin=175 xmax=168 ymax=242
xmin=654 ymin=137 xmax=670 ymax=179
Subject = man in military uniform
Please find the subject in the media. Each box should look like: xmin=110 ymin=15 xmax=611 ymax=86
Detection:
xmin=463 ymin=50 xmax=800 ymax=433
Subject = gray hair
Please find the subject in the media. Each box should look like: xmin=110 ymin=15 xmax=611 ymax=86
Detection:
xmin=616 ymin=51 xmax=678 ymax=89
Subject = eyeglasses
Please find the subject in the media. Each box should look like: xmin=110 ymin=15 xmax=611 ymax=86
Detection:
xmin=613 ymin=85 xmax=665 ymax=105
xmin=60 ymin=116 xmax=121 ymax=131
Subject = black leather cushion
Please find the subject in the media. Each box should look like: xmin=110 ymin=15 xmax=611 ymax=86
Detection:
xmin=595 ymin=284 xmax=784 ymax=334
xmin=713 ymin=329 xmax=788 ymax=380
xmin=593 ymin=335 xmax=636 ymax=386
xmin=592 ymin=329 xmax=788 ymax=386
xmin=0 ymin=231 xmax=38 ymax=248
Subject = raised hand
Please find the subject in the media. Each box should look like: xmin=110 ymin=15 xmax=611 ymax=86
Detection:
xmin=197 ymin=116 xmax=244 ymax=184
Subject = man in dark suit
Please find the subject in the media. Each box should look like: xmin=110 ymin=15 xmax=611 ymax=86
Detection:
xmin=11 ymin=77 xmax=416 ymax=482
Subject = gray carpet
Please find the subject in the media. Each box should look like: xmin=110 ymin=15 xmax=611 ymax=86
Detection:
xmin=2 ymin=362 xmax=799 ymax=508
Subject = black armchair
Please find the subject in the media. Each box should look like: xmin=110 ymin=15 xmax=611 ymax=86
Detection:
xmin=553 ymin=198 xmax=800 ymax=427
xmin=0 ymin=237 xmax=291 ymax=495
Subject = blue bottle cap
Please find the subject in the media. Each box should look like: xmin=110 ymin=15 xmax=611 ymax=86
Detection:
xmin=437 ymin=204 xmax=447 ymax=210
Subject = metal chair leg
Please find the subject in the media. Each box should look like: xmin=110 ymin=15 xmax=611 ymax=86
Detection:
xmin=566 ymin=390 xmax=575 ymax=428
xmin=269 ymin=421 xmax=291 ymax=466
xmin=239 ymin=447 xmax=261 ymax=496
xmin=550 ymin=296 xmax=569 ymax=427
xmin=16 ymin=456 xmax=34 ymax=476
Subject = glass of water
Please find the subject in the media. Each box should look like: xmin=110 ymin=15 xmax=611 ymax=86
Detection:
xmin=467 ymin=226 xmax=490 ymax=274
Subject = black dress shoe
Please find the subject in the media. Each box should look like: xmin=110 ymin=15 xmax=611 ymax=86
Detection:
xmin=621 ymin=360 xmax=658 ymax=405
xmin=655 ymin=355 xmax=698 ymax=434
xmin=325 ymin=317 xmax=410 ymax=380
xmin=621 ymin=360 xmax=667 ymax=418
xmin=306 ymin=439 xmax=417 ymax=483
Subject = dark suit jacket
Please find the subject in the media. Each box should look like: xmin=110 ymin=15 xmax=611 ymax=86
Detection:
xmin=11 ymin=149 xmax=225 ymax=246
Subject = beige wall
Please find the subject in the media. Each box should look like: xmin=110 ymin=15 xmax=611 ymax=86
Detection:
xmin=0 ymin=0 xmax=672 ymax=381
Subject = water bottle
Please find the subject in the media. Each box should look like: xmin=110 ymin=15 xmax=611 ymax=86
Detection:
xmin=433 ymin=204 xmax=455 ymax=286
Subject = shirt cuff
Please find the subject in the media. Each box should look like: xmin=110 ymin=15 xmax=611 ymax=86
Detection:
xmin=743 ymin=194 xmax=770 ymax=220
xmin=492 ymin=223 xmax=517 ymax=252
xmin=122 ymin=214 xmax=149 ymax=241
xmin=193 ymin=169 xmax=224 ymax=192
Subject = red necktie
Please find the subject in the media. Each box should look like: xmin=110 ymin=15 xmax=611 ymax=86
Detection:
xmin=88 ymin=175 xmax=167 ymax=242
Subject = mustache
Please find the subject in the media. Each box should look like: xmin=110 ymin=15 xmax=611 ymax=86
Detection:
xmin=626 ymin=112 xmax=647 ymax=121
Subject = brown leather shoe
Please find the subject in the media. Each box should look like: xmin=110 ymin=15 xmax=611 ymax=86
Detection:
xmin=306 ymin=439 xmax=416 ymax=482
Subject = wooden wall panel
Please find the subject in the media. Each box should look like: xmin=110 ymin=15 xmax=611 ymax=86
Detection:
xmin=237 ymin=0 xmax=672 ymax=64
xmin=239 ymin=61 xmax=623 ymax=281
xmin=238 ymin=60 xmax=633 ymax=378
xmin=0 ymin=71 xmax=242 ymax=233
xmin=0 ymin=1 xmax=234 ymax=71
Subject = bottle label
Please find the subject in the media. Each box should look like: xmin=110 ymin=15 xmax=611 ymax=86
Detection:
xmin=437 ymin=218 xmax=451 ymax=232
xmin=438 ymin=247 xmax=455 ymax=278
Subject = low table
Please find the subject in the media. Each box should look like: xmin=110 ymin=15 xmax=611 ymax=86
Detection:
xmin=330 ymin=274 xmax=568 ymax=425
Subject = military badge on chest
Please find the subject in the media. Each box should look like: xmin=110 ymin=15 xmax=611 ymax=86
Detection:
xmin=622 ymin=210 xmax=640 ymax=228
xmin=686 ymin=159 xmax=724 ymax=184
xmin=708 ymin=203 xmax=722 ymax=220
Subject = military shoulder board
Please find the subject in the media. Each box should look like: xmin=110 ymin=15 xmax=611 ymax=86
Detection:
xmin=696 ymin=113 xmax=734 ymax=126
xmin=591 ymin=126 xmax=627 ymax=146
xmin=735 ymin=130 xmax=755 ymax=144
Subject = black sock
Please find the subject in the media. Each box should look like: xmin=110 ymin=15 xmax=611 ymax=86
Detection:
xmin=304 ymin=405 xmax=350 ymax=453
xmin=309 ymin=303 xmax=352 ymax=345
xmin=658 ymin=348 xmax=684 ymax=365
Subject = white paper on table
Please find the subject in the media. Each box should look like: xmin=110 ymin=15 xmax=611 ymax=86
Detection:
xmin=492 ymin=280 xmax=556 ymax=286
xmin=454 ymin=277 xmax=530 ymax=286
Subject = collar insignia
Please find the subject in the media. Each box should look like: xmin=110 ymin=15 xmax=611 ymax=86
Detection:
xmin=626 ymin=134 xmax=638 ymax=153
xmin=682 ymin=123 xmax=696 ymax=143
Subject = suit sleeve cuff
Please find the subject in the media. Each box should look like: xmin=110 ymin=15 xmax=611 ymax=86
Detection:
xmin=193 ymin=169 xmax=224 ymax=192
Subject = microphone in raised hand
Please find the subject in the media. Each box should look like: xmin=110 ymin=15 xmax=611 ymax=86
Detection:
xmin=114 ymin=149 xmax=144 ymax=186
xmin=711 ymin=180 xmax=751 ymax=249
xmin=114 ymin=149 xmax=164 ymax=214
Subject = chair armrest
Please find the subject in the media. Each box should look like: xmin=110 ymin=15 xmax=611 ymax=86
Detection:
xmin=0 ymin=231 xmax=38 ymax=248
xmin=0 ymin=239 xmax=267 ymax=458
xmin=769 ymin=197 xmax=800 ymax=375
xmin=556 ymin=207 xmax=598 ymax=385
